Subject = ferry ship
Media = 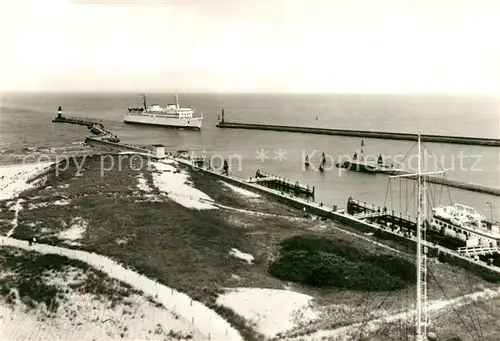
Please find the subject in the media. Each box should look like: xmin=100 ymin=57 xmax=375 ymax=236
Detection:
xmin=123 ymin=94 xmax=203 ymax=130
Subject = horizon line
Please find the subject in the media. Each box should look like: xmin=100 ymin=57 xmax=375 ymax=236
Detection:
xmin=1 ymin=90 xmax=499 ymax=96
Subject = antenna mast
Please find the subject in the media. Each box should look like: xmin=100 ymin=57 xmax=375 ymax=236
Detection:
xmin=416 ymin=132 xmax=427 ymax=340
xmin=389 ymin=133 xmax=444 ymax=341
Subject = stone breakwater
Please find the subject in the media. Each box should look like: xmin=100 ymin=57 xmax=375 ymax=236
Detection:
xmin=216 ymin=121 xmax=500 ymax=147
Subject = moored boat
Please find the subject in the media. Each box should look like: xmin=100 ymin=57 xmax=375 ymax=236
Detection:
xmin=430 ymin=203 xmax=500 ymax=248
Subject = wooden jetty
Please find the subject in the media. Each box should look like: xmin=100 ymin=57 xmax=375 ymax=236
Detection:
xmin=249 ymin=169 xmax=315 ymax=198
xmin=216 ymin=120 xmax=500 ymax=147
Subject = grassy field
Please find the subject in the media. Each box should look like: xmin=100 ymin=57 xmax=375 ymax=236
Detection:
xmin=0 ymin=246 xmax=141 ymax=312
xmin=3 ymin=154 xmax=500 ymax=341
xmin=0 ymin=246 xmax=197 ymax=340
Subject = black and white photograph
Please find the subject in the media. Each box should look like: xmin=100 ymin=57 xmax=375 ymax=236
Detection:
xmin=0 ymin=0 xmax=499 ymax=340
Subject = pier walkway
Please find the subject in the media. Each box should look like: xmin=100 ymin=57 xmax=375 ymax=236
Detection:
xmin=248 ymin=176 xmax=278 ymax=183
xmin=216 ymin=121 xmax=500 ymax=147
xmin=53 ymin=116 xmax=104 ymax=127
xmin=457 ymin=246 xmax=500 ymax=257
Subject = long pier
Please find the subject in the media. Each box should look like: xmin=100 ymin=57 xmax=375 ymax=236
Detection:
xmin=403 ymin=174 xmax=500 ymax=197
xmin=216 ymin=121 xmax=500 ymax=147
xmin=53 ymin=116 xmax=103 ymax=128
xmin=52 ymin=106 xmax=120 ymax=143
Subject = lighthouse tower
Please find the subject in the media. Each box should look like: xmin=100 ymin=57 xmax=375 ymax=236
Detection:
xmin=57 ymin=106 xmax=62 ymax=119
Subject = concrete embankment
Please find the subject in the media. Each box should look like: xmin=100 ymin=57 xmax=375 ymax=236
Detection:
xmin=172 ymin=159 xmax=500 ymax=278
xmin=173 ymin=159 xmax=500 ymax=276
xmin=216 ymin=121 xmax=500 ymax=147
xmin=84 ymin=137 xmax=150 ymax=154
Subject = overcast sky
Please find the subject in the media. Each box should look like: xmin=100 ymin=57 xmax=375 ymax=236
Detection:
xmin=1 ymin=0 xmax=499 ymax=93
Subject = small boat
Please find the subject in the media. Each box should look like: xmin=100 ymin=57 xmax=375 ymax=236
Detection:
xmin=305 ymin=155 xmax=310 ymax=168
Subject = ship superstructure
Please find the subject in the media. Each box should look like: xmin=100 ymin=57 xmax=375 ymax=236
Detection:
xmin=430 ymin=204 xmax=500 ymax=247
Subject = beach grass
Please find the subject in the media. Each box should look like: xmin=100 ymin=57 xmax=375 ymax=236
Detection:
xmin=6 ymin=153 xmax=500 ymax=340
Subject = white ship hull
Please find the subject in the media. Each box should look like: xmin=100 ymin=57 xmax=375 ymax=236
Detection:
xmin=123 ymin=112 xmax=203 ymax=130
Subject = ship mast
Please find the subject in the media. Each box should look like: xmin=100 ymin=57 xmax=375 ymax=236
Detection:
xmin=360 ymin=139 xmax=365 ymax=161
xmin=141 ymin=94 xmax=147 ymax=109
xmin=389 ymin=133 xmax=444 ymax=341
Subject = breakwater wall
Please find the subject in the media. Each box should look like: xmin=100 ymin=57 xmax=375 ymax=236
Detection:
xmin=379 ymin=171 xmax=500 ymax=197
xmin=216 ymin=121 xmax=500 ymax=147
xmin=419 ymin=175 xmax=500 ymax=197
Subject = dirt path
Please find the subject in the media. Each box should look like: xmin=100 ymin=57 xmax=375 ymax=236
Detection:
xmin=281 ymin=284 xmax=500 ymax=341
